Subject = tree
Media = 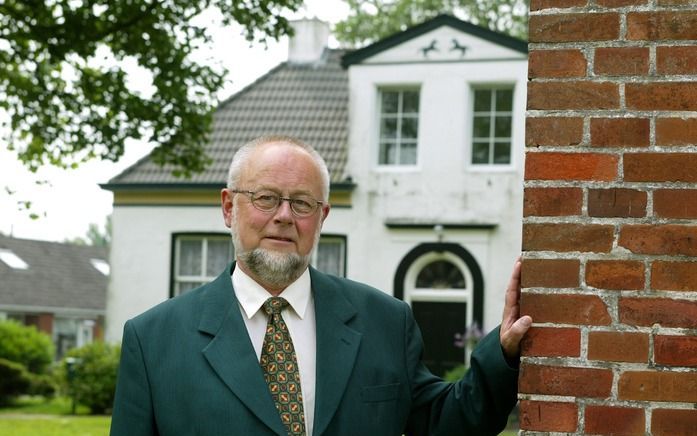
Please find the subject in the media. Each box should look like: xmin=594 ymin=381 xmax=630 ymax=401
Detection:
xmin=66 ymin=215 xmax=112 ymax=247
xmin=334 ymin=0 xmax=528 ymax=47
xmin=0 ymin=0 xmax=303 ymax=177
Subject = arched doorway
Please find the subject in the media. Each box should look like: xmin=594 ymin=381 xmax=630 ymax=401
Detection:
xmin=394 ymin=243 xmax=484 ymax=376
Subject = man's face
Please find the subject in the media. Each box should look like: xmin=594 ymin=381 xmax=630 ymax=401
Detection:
xmin=221 ymin=142 xmax=330 ymax=283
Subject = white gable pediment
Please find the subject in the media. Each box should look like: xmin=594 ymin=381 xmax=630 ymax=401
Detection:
xmin=361 ymin=25 xmax=525 ymax=65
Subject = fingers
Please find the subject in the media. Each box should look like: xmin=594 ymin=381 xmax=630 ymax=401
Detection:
xmin=502 ymin=257 xmax=522 ymax=323
xmin=501 ymin=315 xmax=532 ymax=359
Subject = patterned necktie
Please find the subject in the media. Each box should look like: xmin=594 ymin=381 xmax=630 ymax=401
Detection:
xmin=260 ymin=297 xmax=306 ymax=436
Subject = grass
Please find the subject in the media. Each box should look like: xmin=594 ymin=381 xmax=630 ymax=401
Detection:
xmin=0 ymin=397 xmax=110 ymax=436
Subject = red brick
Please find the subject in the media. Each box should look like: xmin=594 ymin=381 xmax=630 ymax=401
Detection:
xmin=588 ymin=331 xmax=649 ymax=362
xmin=586 ymin=260 xmax=645 ymax=290
xmin=522 ymin=327 xmax=581 ymax=357
xmin=652 ymin=409 xmax=697 ymax=436
xmin=521 ymin=293 xmax=612 ymax=325
xmin=529 ymin=49 xmax=587 ymax=78
xmin=626 ymin=83 xmax=697 ymax=111
xmin=519 ymin=364 xmax=613 ymax=397
xmin=585 ymin=405 xmax=645 ymax=436
xmin=530 ymin=0 xmax=587 ymax=10
xmin=652 ymin=261 xmax=697 ymax=292
xmin=620 ymin=297 xmax=697 ymax=328
xmin=521 ymin=258 xmax=580 ymax=288
xmin=528 ymin=82 xmax=619 ymax=110
xmin=526 ymin=117 xmax=584 ymax=147
xmin=654 ymin=189 xmax=697 ymax=219
xmin=523 ymin=223 xmax=615 ymax=253
xmin=655 ymin=335 xmax=697 ymax=367
xmin=524 ymin=187 xmax=583 ymax=217
xmin=594 ymin=47 xmax=649 ymax=76
xmin=619 ymin=370 xmax=697 ymax=402
xmin=588 ymin=188 xmax=647 ymax=218
xmin=628 ymin=12 xmax=697 ymax=40
xmin=624 ymin=153 xmax=697 ymax=183
xmin=590 ymin=118 xmax=649 ymax=147
xmin=519 ymin=401 xmax=578 ymax=432
xmin=597 ymin=0 xmax=647 ymax=5
xmin=529 ymin=14 xmax=620 ymax=43
xmin=619 ymin=224 xmax=697 ymax=256
xmin=657 ymin=46 xmax=697 ymax=75
xmin=525 ymin=152 xmax=618 ymax=181
xmin=656 ymin=118 xmax=697 ymax=146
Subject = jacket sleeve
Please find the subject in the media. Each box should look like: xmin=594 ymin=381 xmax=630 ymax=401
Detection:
xmin=404 ymin=304 xmax=519 ymax=436
xmin=110 ymin=320 xmax=158 ymax=436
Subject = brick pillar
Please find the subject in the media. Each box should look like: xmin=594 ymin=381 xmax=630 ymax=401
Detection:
xmin=520 ymin=1 xmax=697 ymax=435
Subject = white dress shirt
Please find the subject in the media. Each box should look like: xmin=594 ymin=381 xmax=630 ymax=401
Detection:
xmin=232 ymin=266 xmax=317 ymax=436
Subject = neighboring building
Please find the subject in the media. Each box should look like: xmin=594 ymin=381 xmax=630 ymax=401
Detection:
xmin=0 ymin=234 xmax=109 ymax=358
xmin=103 ymin=15 xmax=528 ymax=376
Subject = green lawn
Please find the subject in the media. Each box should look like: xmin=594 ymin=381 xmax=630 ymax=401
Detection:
xmin=0 ymin=415 xmax=110 ymax=436
xmin=0 ymin=397 xmax=110 ymax=436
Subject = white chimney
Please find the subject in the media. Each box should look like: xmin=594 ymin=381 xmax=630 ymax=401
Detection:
xmin=288 ymin=18 xmax=330 ymax=64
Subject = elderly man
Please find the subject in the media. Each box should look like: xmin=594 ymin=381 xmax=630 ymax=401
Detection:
xmin=110 ymin=135 xmax=532 ymax=436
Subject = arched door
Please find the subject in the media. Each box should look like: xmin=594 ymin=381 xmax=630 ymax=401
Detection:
xmin=394 ymin=243 xmax=484 ymax=376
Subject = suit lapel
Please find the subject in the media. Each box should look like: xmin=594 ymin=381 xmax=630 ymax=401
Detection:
xmin=198 ymin=264 xmax=286 ymax=436
xmin=311 ymin=268 xmax=362 ymax=436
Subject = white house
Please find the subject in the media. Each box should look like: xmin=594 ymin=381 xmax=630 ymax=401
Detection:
xmin=103 ymin=15 xmax=527 ymax=376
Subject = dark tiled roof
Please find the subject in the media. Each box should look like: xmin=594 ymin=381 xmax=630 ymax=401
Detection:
xmin=0 ymin=235 xmax=108 ymax=312
xmin=107 ymin=49 xmax=349 ymax=187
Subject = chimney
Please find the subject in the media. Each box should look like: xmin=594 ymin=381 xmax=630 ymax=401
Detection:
xmin=288 ymin=18 xmax=330 ymax=64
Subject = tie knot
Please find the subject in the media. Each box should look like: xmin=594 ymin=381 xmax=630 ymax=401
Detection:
xmin=263 ymin=297 xmax=289 ymax=316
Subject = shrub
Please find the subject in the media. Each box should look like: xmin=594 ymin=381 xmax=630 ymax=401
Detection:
xmin=0 ymin=320 xmax=54 ymax=374
xmin=60 ymin=341 xmax=120 ymax=414
xmin=0 ymin=358 xmax=32 ymax=405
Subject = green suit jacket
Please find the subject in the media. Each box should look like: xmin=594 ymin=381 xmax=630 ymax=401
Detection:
xmin=110 ymin=264 xmax=518 ymax=435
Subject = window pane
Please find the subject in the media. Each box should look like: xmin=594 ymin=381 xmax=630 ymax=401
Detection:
xmin=380 ymin=117 xmax=398 ymax=139
xmin=381 ymin=91 xmax=399 ymax=114
xmin=495 ymin=89 xmax=514 ymax=111
xmin=179 ymin=240 xmax=202 ymax=275
xmin=472 ymin=142 xmax=490 ymax=164
xmin=399 ymin=142 xmax=417 ymax=165
xmin=473 ymin=116 xmax=491 ymax=138
xmin=494 ymin=142 xmax=512 ymax=164
xmin=178 ymin=282 xmax=203 ymax=295
xmin=401 ymin=116 xmax=418 ymax=139
xmin=473 ymin=89 xmax=492 ymax=111
xmin=494 ymin=116 xmax=512 ymax=138
xmin=416 ymin=260 xmax=466 ymax=289
xmin=316 ymin=241 xmax=343 ymax=276
xmin=206 ymin=239 xmax=232 ymax=276
xmin=402 ymin=90 xmax=419 ymax=113
xmin=380 ymin=141 xmax=396 ymax=165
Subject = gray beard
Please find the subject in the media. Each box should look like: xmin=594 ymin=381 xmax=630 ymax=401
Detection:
xmin=236 ymin=247 xmax=310 ymax=289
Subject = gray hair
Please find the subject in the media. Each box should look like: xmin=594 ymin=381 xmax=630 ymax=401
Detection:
xmin=226 ymin=135 xmax=330 ymax=202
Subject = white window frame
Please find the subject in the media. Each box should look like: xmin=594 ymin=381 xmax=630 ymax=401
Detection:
xmin=311 ymin=235 xmax=346 ymax=277
xmin=469 ymin=85 xmax=515 ymax=168
xmin=376 ymin=87 xmax=421 ymax=168
xmin=173 ymin=234 xmax=233 ymax=297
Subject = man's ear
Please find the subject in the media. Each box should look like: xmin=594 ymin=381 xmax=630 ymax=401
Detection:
xmin=221 ymin=189 xmax=234 ymax=228
xmin=320 ymin=203 xmax=331 ymax=225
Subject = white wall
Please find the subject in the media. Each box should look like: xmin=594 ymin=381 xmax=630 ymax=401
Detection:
xmin=345 ymin=48 xmax=527 ymax=331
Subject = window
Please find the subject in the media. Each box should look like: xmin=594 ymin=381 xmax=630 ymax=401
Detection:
xmin=0 ymin=249 xmax=29 ymax=269
xmin=173 ymin=235 xmax=234 ymax=296
xmin=311 ymin=235 xmax=346 ymax=277
xmin=378 ymin=88 xmax=420 ymax=165
xmin=471 ymin=87 xmax=514 ymax=165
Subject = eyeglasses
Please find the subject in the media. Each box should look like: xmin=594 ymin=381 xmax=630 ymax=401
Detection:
xmin=231 ymin=189 xmax=323 ymax=217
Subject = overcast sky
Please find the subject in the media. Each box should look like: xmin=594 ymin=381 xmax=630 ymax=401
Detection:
xmin=0 ymin=0 xmax=348 ymax=243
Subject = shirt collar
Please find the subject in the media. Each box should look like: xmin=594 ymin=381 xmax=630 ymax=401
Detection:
xmin=232 ymin=264 xmax=311 ymax=320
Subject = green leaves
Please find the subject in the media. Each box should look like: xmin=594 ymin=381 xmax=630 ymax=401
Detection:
xmin=334 ymin=0 xmax=529 ymax=47
xmin=0 ymin=0 xmax=303 ymax=176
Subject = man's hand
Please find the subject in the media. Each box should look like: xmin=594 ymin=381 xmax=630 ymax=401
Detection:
xmin=500 ymin=257 xmax=532 ymax=360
